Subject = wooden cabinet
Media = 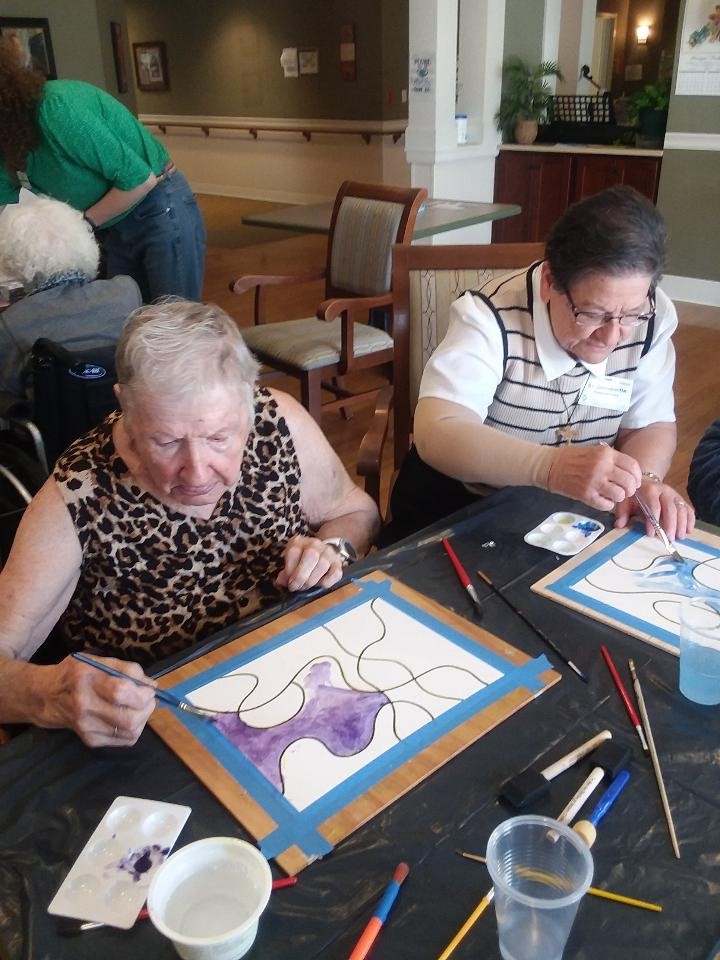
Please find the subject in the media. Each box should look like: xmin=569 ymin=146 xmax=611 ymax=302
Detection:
xmin=492 ymin=150 xmax=662 ymax=242
xmin=492 ymin=151 xmax=572 ymax=244
xmin=572 ymin=154 xmax=661 ymax=203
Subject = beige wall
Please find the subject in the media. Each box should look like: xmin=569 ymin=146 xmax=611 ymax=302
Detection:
xmin=125 ymin=0 xmax=405 ymax=121
xmin=95 ymin=0 xmax=136 ymax=111
xmin=658 ymin=151 xmax=717 ymax=281
xmin=1 ymin=0 xmax=135 ymax=110
xmin=659 ymin=0 xmax=720 ymax=284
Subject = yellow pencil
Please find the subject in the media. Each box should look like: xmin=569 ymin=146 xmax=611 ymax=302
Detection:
xmin=436 ymin=888 xmax=494 ymax=960
xmin=455 ymin=850 xmax=662 ymax=913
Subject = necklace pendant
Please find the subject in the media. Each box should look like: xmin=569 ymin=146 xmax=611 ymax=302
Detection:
xmin=556 ymin=425 xmax=578 ymax=444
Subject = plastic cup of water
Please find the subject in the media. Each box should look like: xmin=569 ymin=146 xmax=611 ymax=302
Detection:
xmin=679 ymin=595 xmax=720 ymax=705
xmin=147 ymin=837 xmax=272 ymax=960
xmin=486 ymin=815 xmax=593 ymax=960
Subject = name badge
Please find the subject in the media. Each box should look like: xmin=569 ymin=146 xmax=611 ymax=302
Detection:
xmin=578 ymin=375 xmax=633 ymax=412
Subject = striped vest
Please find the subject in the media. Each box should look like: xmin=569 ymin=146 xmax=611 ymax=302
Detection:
xmin=478 ymin=265 xmax=655 ymax=447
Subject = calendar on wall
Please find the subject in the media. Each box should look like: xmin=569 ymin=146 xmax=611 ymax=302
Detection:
xmin=676 ymin=0 xmax=720 ymax=95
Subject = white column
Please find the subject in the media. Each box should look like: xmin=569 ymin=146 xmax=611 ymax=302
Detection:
xmin=406 ymin=0 xmax=506 ymax=243
xmin=542 ymin=0 xmax=562 ymax=91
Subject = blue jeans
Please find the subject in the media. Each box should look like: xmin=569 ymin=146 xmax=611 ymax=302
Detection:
xmin=103 ymin=171 xmax=206 ymax=303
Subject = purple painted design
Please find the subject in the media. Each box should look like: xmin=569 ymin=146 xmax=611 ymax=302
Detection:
xmin=213 ymin=660 xmax=388 ymax=793
xmin=112 ymin=843 xmax=170 ymax=882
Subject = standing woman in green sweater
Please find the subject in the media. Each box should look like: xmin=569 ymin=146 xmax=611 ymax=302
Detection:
xmin=0 ymin=37 xmax=206 ymax=303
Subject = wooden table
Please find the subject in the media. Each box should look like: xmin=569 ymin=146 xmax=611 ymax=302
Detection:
xmin=242 ymin=197 xmax=521 ymax=240
xmin=1 ymin=487 xmax=717 ymax=959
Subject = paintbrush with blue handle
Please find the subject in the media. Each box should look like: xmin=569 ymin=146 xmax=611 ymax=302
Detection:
xmin=71 ymin=651 xmax=218 ymax=718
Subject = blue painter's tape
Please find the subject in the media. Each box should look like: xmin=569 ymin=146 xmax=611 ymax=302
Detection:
xmin=166 ymin=579 xmax=554 ymax=862
xmin=543 ymin=528 xmax=720 ymax=653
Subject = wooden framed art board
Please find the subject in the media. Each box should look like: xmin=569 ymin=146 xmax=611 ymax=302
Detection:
xmin=150 ymin=572 xmax=559 ymax=875
xmin=533 ymin=525 xmax=720 ymax=656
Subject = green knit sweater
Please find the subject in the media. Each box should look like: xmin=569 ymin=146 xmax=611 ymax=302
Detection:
xmin=0 ymin=79 xmax=168 ymax=226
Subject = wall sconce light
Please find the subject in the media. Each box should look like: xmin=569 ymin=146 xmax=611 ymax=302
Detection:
xmin=636 ymin=24 xmax=651 ymax=44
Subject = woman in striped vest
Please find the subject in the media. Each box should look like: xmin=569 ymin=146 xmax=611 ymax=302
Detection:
xmin=389 ymin=186 xmax=693 ymax=546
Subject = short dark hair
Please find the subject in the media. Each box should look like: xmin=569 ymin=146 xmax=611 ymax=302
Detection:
xmin=545 ymin=185 xmax=667 ymax=291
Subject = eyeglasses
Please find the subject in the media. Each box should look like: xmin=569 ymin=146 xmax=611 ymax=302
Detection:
xmin=564 ymin=289 xmax=656 ymax=327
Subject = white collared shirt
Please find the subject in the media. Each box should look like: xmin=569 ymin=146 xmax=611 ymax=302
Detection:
xmin=419 ymin=263 xmax=676 ymax=431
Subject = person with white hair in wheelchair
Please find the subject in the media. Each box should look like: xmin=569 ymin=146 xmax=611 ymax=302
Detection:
xmin=0 ymin=196 xmax=140 ymax=398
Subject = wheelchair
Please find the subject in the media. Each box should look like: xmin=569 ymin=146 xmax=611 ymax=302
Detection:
xmin=0 ymin=338 xmax=118 ymax=564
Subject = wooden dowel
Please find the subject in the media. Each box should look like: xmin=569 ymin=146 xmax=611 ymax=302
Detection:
xmin=628 ymin=659 xmax=681 ymax=859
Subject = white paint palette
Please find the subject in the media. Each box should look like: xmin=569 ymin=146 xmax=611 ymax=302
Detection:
xmin=524 ymin=512 xmax=605 ymax=556
xmin=48 ymin=796 xmax=191 ymax=929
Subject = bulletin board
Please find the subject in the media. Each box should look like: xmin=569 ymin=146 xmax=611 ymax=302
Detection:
xmin=533 ymin=526 xmax=720 ymax=655
xmin=150 ymin=572 xmax=558 ymax=875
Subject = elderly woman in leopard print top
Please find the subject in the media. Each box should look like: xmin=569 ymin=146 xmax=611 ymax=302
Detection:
xmin=0 ymin=300 xmax=380 ymax=747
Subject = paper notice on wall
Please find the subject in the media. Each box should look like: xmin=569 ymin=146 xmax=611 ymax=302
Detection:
xmin=410 ymin=53 xmax=434 ymax=94
xmin=676 ymin=0 xmax=720 ymax=95
xmin=280 ymin=47 xmax=299 ymax=78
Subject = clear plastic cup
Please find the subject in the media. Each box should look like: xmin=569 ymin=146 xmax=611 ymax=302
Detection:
xmin=679 ymin=596 xmax=720 ymax=705
xmin=147 ymin=837 xmax=272 ymax=960
xmin=486 ymin=815 xmax=593 ymax=960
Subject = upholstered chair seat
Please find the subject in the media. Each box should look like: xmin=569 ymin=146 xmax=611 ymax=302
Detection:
xmin=241 ymin=317 xmax=392 ymax=370
xmin=230 ymin=180 xmax=427 ymax=423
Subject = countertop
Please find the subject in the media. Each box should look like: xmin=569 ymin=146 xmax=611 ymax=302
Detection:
xmin=498 ymin=142 xmax=663 ymax=158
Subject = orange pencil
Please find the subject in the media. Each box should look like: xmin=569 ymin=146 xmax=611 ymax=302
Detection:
xmin=348 ymin=862 xmax=409 ymax=960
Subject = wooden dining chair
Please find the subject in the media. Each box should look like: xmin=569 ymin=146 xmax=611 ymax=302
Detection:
xmin=358 ymin=242 xmax=545 ymax=510
xmin=228 ymin=180 xmax=427 ymax=424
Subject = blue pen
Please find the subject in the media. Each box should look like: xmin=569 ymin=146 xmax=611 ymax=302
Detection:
xmin=71 ymin=651 xmax=217 ymax=718
xmin=574 ymin=769 xmax=630 ymax=847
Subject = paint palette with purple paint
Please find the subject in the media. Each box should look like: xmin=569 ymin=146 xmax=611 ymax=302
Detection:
xmin=524 ymin=512 xmax=605 ymax=556
xmin=48 ymin=796 xmax=191 ymax=929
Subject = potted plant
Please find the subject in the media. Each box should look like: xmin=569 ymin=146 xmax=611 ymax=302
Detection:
xmin=627 ymin=79 xmax=671 ymax=143
xmin=495 ymin=57 xmax=563 ymax=145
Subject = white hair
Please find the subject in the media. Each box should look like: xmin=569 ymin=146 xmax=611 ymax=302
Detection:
xmin=0 ymin=196 xmax=99 ymax=289
xmin=116 ymin=299 xmax=259 ymax=416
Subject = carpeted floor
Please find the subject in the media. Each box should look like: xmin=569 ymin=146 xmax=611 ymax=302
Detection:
xmin=196 ymin=194 xmax=301 ymax=248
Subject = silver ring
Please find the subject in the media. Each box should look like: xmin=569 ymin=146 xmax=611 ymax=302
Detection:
xmin=113 ymin=725 xmax=118 ymax=738
xmin=675 ymin=499 xmax=686 ymax=508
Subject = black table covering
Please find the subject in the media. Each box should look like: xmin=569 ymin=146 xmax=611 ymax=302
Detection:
xmin=0 ymin=486 xmax=718 ymax=960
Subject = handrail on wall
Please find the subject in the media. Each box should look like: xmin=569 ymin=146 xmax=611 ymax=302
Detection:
xmin=142 ymin=118 xmax=406 ymax=145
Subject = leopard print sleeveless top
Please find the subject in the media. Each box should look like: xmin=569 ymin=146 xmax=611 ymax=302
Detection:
xmin=53 ymin=388 xmax=310 ymax=665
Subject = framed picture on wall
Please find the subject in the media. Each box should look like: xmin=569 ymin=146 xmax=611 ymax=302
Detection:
xmin=110 ymin=22 xmax=128 ymax=94
xmin=298 ymin=48 xmax=319 ymax=75
xmin=132 ymin=40 xmax=170 ymax=92
xmin=0 ymin=17 xmax=56 ymax=78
